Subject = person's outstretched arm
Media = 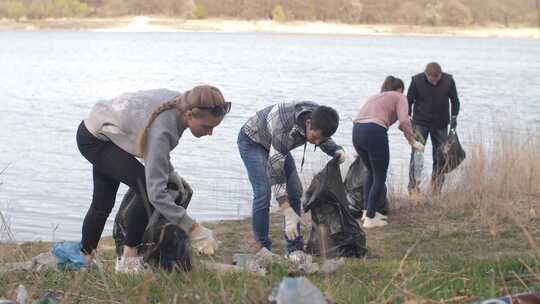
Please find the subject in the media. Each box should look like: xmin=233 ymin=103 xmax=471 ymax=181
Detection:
xmin=397 ymin=94 xmax=416 ymax=145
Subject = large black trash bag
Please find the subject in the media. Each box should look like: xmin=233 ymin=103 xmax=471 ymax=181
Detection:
xmin=343 ymin=156 xmax=389 ymax=217
xmin=113 ymin=181 xmax=192 ymax=271
xmin=436 ymin=129 xmax=466 ymax=174
xmin=304 ymin=157 xmax=367 ymax=258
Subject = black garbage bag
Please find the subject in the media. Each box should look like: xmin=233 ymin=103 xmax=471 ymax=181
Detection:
xmin=113 ymin=181 xmax=192 ymax=271
xmin=436 ymin=129 xmax=466 ymax=174
xmin=344 ymin=156 xmax=389 ymax=217
xmin=304 ymin=157 xmax=367 ymax=258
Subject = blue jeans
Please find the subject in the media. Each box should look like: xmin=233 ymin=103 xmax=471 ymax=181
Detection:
xmin=408 ymin=124 xmax=448 ymax=194
xmin=237 ymin=131 xmax=304 ymax=253
xmin=352 ymin=123 xmax=390 ymax=219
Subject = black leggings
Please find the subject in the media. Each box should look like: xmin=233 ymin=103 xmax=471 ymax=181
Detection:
xmin=76 ymin=121 xmax=153 ymax=254
xmin=352 ymin=123 xmax=390 ymax=219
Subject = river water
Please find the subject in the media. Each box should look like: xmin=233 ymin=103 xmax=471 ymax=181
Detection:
xmin=0 ymin=32 xmax=538 ymax=241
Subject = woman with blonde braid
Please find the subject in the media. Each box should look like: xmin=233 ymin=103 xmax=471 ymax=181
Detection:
xmin=76 ymin=85 xmax=230 ymax=273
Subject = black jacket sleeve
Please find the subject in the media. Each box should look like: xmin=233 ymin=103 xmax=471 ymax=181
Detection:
xmin=449 ymin=76 xmax=460 ymax=116
xmin=406 ymin=77 xmax=417 ymax=116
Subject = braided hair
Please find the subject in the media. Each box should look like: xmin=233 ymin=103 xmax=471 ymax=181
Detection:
xmin=138 ymin=85 xmax=225 ymax=157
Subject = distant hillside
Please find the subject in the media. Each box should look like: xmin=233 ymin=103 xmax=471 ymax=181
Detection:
xmin=1 ymin=0 xmax=539 ymax=27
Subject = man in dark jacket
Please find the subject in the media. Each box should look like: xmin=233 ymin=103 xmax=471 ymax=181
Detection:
xmin=407 ymin=62 xmax=460 ymax=195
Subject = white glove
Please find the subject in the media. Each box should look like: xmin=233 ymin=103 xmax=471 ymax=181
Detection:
xmin=189 ymin=224 xmax=218 ymax=256
xmin=412 ymin=141 xmax=425 ymax=152
xmin=282 ymin=207 xmax=305 ymax=240
xmin=334 ymin=149 xmax=347 ymax=164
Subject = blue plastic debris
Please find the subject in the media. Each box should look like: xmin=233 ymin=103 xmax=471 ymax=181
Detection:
xmin=52 ymin=241 xmax=88 ymax=269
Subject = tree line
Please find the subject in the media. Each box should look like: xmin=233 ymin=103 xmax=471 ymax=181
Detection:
xmin=0 ymin=0 xmax=537 ymax=26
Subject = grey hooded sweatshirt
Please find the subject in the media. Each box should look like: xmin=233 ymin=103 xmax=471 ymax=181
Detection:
xmin=84 ymin=88 xmax=195 ymax=231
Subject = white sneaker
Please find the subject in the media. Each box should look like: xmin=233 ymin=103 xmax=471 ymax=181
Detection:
xmin=115 ymin=256 xmax=145 ymax=274
xmin=361 ymin=210 xmax=387 ymax=221
xmin=363 ymin=217 xmax=388 ymax=229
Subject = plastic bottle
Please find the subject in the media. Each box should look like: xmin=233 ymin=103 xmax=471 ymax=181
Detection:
xmin=269 ymin=277 xmax=326 ymax=304
xmin=16 ymin=285 xmax=28 ymax=304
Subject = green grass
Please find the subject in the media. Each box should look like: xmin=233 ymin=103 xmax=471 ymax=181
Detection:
xmin=1 ymin=206 xmax=539 ymax=303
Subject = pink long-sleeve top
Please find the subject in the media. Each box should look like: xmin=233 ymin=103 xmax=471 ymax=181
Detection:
xmin=354 ymin=91 xmax=416 ymax=143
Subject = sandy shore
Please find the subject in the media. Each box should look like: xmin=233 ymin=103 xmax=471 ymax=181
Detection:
xmin=1 ymin=16 xmax=539 ymax=39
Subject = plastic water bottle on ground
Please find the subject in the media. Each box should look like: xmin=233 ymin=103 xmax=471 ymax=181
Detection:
xmin=269 ymin=277 xmax=326 ymax=304
xmin=16 ymin=285 xmax=28 ymax=304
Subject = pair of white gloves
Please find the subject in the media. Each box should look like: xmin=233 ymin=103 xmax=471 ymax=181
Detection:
xmin=169 ymin=171 xmax=218 ymax=256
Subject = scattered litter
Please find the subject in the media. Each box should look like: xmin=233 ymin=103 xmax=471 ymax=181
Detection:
xmin=269 ymin=277 xmax=335 ymax=304
xmin=232 ymin=248 xmax=345 ymax=276
xmin=31 ymin=252 xmax=58 ymax=271
xmin=32 ymin=291 xmax=63 ymax=304
xmin=231 ymin=248 xmax=345 ymax=276
xmin=0 ymin=251 xmax=60 ymax=274
xmin=287 ymin=250 xmax=310 ymax=265
xmin=232 ymin=252 xmax=266 ymax=274
xmin=472 ymin=292 xmax=540 ymax=304
xmin=0 ymin=286 xmax=63 ymax=304
xmin=286 ymin=252 xmax=344 ymax=276
xmin=232 ymin=253 xmax=255 ymax=267
xmin=287 ymin=250 xmax=318 ymax=275
xmin=201 ymin=261 xmax=265 ymax=276
xmin=0 ymin=261 xmax=33 ymax=274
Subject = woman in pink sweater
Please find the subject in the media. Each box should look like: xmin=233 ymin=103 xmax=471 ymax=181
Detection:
xmin=353 ymin=76 xmax=424 ymax=228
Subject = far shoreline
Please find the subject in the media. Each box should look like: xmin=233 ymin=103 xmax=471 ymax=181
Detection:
xmin=1 ymin=16 xmax=539 ymax=39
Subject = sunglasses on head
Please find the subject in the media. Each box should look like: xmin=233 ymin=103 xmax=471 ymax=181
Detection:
xmin=194 ymin=101 xmax=232 ymax=116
